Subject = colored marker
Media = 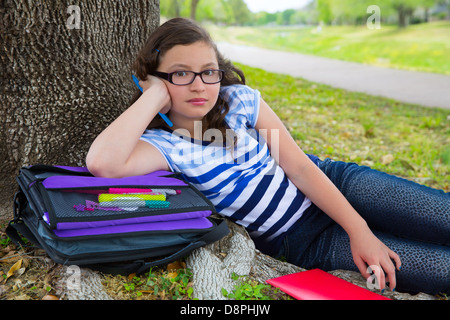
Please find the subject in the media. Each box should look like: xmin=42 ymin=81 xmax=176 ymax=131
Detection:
xmin=132 ymin=74 xmax=173 ymax=127
xmin=98 ymin=193 xmax=166 ymax=202
xmin=100 ymin=200 xmax=170 ymax=209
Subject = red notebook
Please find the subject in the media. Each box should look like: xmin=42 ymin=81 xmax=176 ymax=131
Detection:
xmin=267 ymin=269 xmax=390 ymax=300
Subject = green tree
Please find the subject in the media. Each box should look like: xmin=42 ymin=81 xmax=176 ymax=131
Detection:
xmin=277 ymin=9 xmax=297 ymax=25
xmin=253 ymin=11 xmax=278 ymax=25
xmin=191 ymin=0 xmax=201 ymax=20
xmin=316 ymin=0 xmax=333 ymax=24
xmin=388 ymin=0 xmax=417 ymax=27
xmin=227 ymin=0 xmax=251 ymax=25
xmin=160 ymin=0 xmax=182 ymax=17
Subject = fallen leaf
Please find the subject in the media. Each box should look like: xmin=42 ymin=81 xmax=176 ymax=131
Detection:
xmin=167 ymin=261 xmax=183 ymax=271
xmin=0 ymin=251 xmax=21 ymax=264
xmin=138 ymin=290 xmax=153 ymax=294
xmin=381 ymin=154 xmax=394 ymax=165
xmin=341 ymin=131 xmax=352 ymax=139
xmin=5 ymin=259 xmax=22 ymax=281
xmin=167 ymin=272 xmax=178 ymax=280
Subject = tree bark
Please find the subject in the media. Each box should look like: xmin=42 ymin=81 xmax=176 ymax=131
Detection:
xmin=0 ymin=0 xmax=159 ymax=220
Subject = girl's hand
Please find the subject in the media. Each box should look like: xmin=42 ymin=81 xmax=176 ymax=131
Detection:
xmin=349 ymin=229 xmax=401 ymax=292
xmin=139 ymin=75 xmax=171 ymax=114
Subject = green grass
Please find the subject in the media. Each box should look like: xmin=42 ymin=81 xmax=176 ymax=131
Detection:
xmin=208 ymin=21 xmax=450 ymax=75
xmin=239 ymin=63 xmax=450 ymax=191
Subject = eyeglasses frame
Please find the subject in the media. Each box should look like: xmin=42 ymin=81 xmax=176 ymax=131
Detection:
xmin=153 ymin=69 xmax=225 ymax=86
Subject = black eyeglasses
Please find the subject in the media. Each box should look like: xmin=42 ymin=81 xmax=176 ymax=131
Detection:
xmin=153 ymin=69 xmax=224 ymax=86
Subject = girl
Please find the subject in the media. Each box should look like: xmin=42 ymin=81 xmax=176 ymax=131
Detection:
xmin=86 ymin=18 xmax=449 ymax=295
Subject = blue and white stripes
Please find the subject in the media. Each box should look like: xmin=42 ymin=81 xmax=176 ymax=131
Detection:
xmin=140 ymin=84 xmax=312 ymax=253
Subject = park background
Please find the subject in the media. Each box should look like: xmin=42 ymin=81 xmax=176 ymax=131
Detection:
xmin=161 ymin=0 xmax=450 ymax=192
xmin=0 ymin=0 xmax=448 ymax=301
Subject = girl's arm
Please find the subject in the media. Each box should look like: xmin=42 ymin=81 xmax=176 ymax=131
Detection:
xmin=86 ymin=76 xmax=170 ymax=178
xmin=255 ymin=98 xmax=401 ymax=291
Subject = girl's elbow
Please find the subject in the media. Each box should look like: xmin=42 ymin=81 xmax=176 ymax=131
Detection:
xmin=85 ymin=156 xmax=106 ymax=177
xmin=85 ymin=154 xmax=123 ymax=178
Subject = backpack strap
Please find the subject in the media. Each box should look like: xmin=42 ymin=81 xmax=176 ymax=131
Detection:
xmin=6 ymin=219 xmax=42 ymax=249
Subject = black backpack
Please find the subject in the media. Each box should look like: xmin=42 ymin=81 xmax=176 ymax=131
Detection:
xmin=7 ymin=164 xmax=229 ymax=275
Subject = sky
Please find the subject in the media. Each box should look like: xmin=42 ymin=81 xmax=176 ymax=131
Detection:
xmin=243 ymin=0 xmax=312 ymax=13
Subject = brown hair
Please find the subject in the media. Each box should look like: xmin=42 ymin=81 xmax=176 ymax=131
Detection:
xmin=131 ymin=18 xmax=245 ymax=137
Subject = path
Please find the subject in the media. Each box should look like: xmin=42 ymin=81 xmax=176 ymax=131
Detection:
xmin=217 ymin=42 xmax=450 ymax=110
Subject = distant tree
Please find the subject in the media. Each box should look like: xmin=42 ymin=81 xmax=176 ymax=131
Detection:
xmin=277 ymin=9 xmax=296 ymax=25
xmin=229 ymin=0 xmax=251 ymax=25
xmin=389 ymin=0 xmax=416 ymax=27
xmin=316 ymin=0 xmax=334 ymax=24
xmin=421 ymin=0 xmax=439 ymax=22
xmin=191 ymin=0 xmax=201 ymax=20
xmin=253 ymin=11 xmax=278 ymax=25
xmin=162 ymin=0 xmax=182 ymax=17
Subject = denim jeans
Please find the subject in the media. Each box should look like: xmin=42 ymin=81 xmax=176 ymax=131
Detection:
xmin=279 ymin=158 xmax=450 ymax=295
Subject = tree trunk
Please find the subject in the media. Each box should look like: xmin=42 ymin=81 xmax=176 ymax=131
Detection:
xmin=395 ymin=4 xmax=414 ymax=28
xmin=190 ymin=0 xmax=200 ymax=20
xmin=173 ymin=0 xmax=180 ymax=17
xmin=0 ymin=0 xmax=159 ymax=221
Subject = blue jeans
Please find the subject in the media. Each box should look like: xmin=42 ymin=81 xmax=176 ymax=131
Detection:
xmin=279 ymin=158 xmax=450 ymax=295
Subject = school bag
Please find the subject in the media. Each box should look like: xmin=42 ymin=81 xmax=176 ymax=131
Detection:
xmin=6 ymin=164 xmax=229 ymax=275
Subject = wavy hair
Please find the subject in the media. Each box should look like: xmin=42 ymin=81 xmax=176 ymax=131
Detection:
xmin=131 ymin=18 xmax=245 ymax=139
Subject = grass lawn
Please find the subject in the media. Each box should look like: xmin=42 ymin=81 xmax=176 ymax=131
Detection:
xmin=208 ymin=21 xmax=450 ymax=75
xmin=239 ymin=63 xmax=450 ymax=192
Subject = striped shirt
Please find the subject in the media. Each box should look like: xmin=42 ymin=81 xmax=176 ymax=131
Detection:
xmin=140 ymin=84 xmax=318 ymax=255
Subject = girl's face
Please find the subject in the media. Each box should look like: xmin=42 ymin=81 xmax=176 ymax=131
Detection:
xmin=157 ymin=41 xmax=220 ymax=128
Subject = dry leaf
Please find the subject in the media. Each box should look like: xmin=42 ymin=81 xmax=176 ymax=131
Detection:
xmin=0 ymin=251 xmax=21 ymax=264
xmin=6 ymin=259 xmax=22 ymax=281
xmin=381 ymin=154 xmax=394 ymax=165
xmin=167 ymin=272 xmax=178 ymax=280
xmin=167 ymin=261 xmax=183 ymax=271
